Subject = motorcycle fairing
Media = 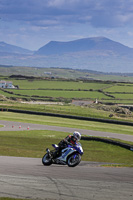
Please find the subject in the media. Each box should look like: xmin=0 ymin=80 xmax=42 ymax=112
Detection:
xmin=55 ymin=147 xmax=76 ymax=162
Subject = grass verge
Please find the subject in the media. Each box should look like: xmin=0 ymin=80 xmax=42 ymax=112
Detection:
xmin=0 ymin=130 xmax=133 ymax=166
xmin=0 ymin=112 xmax=133 ymax=135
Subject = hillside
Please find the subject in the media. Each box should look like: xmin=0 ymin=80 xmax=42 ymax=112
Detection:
xmin=0 ymin=41 xmax=33 ymax=55
xmin=0 ymin=37 xmax=133 ymax=73
xmin=35 ymin=37 xmax=133 ymax=56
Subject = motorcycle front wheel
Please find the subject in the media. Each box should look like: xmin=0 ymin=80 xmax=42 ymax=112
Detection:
xmin=67 ymin=153 xmax=81 ymax=167
xmin=42 ymin=153 xmax=52 ymax=166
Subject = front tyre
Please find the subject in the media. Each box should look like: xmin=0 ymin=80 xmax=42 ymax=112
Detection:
xmin=42 ymin=153 xmax=52 ymax=166
xmin=67 ymin=153 xmax=81 ymax=167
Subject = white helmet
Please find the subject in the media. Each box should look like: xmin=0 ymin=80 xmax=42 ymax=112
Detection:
xmin=73 ymin=131 xmax=81 ymax=141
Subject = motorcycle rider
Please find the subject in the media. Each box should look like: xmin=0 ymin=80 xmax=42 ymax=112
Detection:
xmin=53 ymin=131 xmax=81 ymax=158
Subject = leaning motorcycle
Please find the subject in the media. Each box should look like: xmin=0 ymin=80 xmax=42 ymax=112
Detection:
xmin=42 ymin=142 xmax=83 ymax=167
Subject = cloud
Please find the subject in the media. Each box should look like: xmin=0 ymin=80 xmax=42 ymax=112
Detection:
xmin=0 ymin=0 xmax=133 ymax=31
xmin=0 ymin=0 xmax=133 ymax=28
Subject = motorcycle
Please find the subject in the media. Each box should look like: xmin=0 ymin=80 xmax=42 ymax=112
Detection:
xmin=42 ymin=142 xmax=83 ymax=167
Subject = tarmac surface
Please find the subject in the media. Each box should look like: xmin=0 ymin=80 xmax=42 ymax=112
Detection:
xmin=0 ymin=120 xmax=133 ymax=142
xmin=0 ymin=156 xmax=133 ymax=200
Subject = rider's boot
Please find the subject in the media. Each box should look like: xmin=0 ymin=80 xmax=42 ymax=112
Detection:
xmin=53 ymin=150 xmax=60 ymax=158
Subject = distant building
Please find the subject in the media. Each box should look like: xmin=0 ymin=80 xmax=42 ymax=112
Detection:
xmin=0 ymin=80 xmax=15 ymax=88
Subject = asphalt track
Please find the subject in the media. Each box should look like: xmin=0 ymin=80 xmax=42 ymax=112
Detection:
xmin=0 ymin=120 xmax=133 ymax=142
xmin=0 ymin=120 xmax=133 ymax=200
xmin=0 ymin=156 xmax=133 ymax=200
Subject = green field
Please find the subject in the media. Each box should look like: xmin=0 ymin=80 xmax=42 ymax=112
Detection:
xmin=6 ymin=89 xmax=111 ymax=99
xmin=112 ymin=93 xmax=133 ymax=99
xmin=103 ymin=84 xmax=133 ymax=99
xmin=1 ymin=78 xmax=133 ymax=103
xmin=0 ymin=79 xmax=115 ymax=102
xmin=10 ymin=79 xmax=111 ymax=90
xmin=104 ymin=84 xmax=133 ymax=93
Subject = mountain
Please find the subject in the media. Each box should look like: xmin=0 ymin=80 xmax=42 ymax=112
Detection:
xmin=0 ymin=37 xmax=133 ymax=73
xmin=0 ymin=41 xmax=33 ymax=55
xmin=35 ymin=37 xmax=133 ymax=56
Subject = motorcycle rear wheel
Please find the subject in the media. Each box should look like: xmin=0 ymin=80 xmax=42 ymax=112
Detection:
xmin=42 ymin=153 xmax=52 ymax=166
xmin=67 ymin=153 xmax=81 ymax=167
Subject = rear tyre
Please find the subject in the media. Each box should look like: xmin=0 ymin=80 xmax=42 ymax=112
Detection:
xmin=42 ymin=153 xmax=52 ymax=166
xmin=67 ymin=153 xmax=81 ymax=167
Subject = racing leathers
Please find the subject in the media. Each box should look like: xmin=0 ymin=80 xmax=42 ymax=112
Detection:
xmin=53 ymin=135 xmax=77 ymax=158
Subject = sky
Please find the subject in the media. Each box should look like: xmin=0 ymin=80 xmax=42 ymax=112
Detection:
xmin=0 ymin=0 xmax=133 ymax=51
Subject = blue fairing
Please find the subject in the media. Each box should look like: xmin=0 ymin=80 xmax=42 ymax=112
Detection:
xmin=68 ymin=144 xmax=83 ymax=155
